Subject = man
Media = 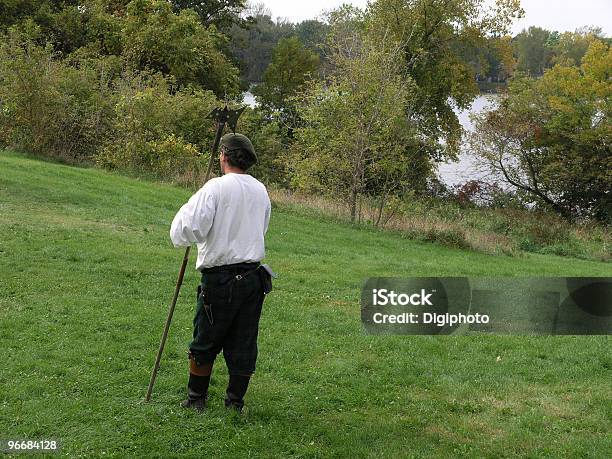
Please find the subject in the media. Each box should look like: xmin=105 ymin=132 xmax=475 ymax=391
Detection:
xmin=170 ymin=133 xmax=271 ymax=412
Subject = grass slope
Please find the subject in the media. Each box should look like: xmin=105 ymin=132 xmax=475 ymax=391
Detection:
xmin=1 ymin=151 xmax=610 ymax=458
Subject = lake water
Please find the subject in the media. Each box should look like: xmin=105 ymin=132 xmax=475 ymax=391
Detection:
xmin=437 ymin=95 xmax=499 ymax=187
xmin=242 ymin=92 xmax=498 ymax=187
xmin=243 ymin=91 xmax=257 ymax=108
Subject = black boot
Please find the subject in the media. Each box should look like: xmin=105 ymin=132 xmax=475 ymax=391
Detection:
xmin=181 ymin=373 xmax=210 ymax=411
xmin=225 ymin=374 xmax=251 ymax=413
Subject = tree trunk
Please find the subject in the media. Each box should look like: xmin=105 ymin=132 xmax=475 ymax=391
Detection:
xmin=358 ymin=194 xmax=363 ymax=224
xmin=350 ymin=186 xmax=357 ymax=222
xmin=350 ymin=155 xmax=362 ymax=223
xmin=375 ymin=192 xmax=386 ymax=228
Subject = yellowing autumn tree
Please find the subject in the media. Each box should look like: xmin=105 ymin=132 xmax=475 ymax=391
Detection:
xmin=470 ymin=40 xmax=611 ymax=222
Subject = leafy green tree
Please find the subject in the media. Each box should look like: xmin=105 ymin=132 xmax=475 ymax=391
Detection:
xmin=550 ymin=28 xmax=603 ymax=67
xmin=0 ymin=0 xmax=128 ymax=54
xmin=470 ymin=40 xmax=612 ymax=222
xmin=457 ymin=35 xmax=515 ymax=84
xmin=294 ymin=19 xmax=328 ymax=58
xmin=290 ymin=8 xmax=421 ymax=222
xmin=122 ymin=0 xmax=240 ymax=97
xmin=237 ymin=107 xmax=286 ymax=185
xmin=483 ymin=36 xmax=515 ymax=83
xmin=513 ymin=26 xmax=554 ymax=76
xmin=0 ymin=0 xmax=59 ymax=29
xmin=253 ymin=36 xmax=319 ymax=116
xmin=0 ymin=27 xmax=116 ymax=160
xmin=96 ymin=73 xmax=220 ymax=183
xmin=169 ymin=0 xmax=246 ymax=30
xmin=366 ymin=0 xmax=524 ymax=161
xmin=0 ymin=0 xmax=241 ymax=95
xmin=49 ymin=1 xmax=125 ymax=55
xmin=227 ymin=11 xmax=295 ymax=84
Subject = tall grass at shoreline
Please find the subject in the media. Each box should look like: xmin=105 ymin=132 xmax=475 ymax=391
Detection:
xmin=268 ymin=188 xmax=611 ymax=262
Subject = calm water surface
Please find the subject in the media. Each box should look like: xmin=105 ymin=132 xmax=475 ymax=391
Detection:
xmin=437 ymin=95 xmax=500 ymax=187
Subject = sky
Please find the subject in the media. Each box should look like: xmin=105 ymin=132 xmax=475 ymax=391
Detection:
xmin=257 ymin=0 xmax=612 ymax=35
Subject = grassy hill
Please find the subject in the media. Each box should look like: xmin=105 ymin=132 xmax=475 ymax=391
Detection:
xmin=1 ymin=150 xmax=610 ymax=457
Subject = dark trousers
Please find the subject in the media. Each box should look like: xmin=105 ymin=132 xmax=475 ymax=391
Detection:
xmin=189 ymin=262 xmax=265 ymax=375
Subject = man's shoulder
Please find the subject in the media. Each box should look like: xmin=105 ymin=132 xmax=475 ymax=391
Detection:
xmin=249 ymin=176 xmax=270 ymax=198
xmin=187 ymin=177 xmax=221 ymax=203
xmin=199 ymin=176 xmax=223 ymax=192
xmin=247 ymin=175 xmax=268 ymax=190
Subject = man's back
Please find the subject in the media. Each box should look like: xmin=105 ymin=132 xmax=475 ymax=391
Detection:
xmin=201 ymin=173 xmax=270 ymax=268
xmin=170 ymin=173 xmax=271 ymax=270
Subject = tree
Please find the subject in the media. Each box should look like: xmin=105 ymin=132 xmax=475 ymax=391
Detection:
xmin=550 ymin=28 xmax=603 ymax=67
xmin=294 ymin=19 xmax=328 ymax=58
xmin=0 ymin=26 xmax=116 ymax=160
xmin=484 ymin=36 xmax=515 ymax=82
xmin=122 ymin=0 xmax=240 ymax=97
xmin=454 ymin=34 xmax=515 ymax=85
xmin=227 ymin=11 xmax=295 ymax=84
xmin=0 ymin=0 xmax=242 ymax=96
xmin=470 ymin=40 xmax=611 ymax=222
xmin=169 ymin=0 xmax=246 ymax=30
xmin=0 ymin=0 xmax=128 ymax=54
xmin=253 ymin=36 xmax=319 ymax=117
xmin=513 ymin=26 xmax=554 ymax=76
xmin=366 ymin=0 xmax=524 ymax=162
xmin=0 ymin=0 xmax=65 ymax=30
xmin=290 ymin=7 xmax=423 ymax=222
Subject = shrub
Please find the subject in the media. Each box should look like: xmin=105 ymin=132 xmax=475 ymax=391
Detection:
xmin=97 ymin=134 xmax=203 ymax=183
xmin=538 ymin=242 xmax=587 ymax=259
xmin=0 ymin=29 xmax=115 ymax=162
xmin=96 ymin=74 xmax=219 ymax=184
xmin=512 ymin=216 xmax=571 ymax=253
xmin=423 ymin=228 xmax=470 ymax=249
xmin=237 ymin=109 xmax=287 ymax=185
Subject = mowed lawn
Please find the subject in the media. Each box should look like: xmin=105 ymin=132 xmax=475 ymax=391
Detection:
xmin=1 ymin=151 xmax=610 ymax=458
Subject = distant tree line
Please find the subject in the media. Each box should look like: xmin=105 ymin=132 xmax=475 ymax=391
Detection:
xmin=511 ymin=26 xmax=610 ymax=77
xmin=231 ymin=15 xmax=610 ymax=88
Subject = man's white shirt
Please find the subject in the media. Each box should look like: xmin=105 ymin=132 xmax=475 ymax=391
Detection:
xmin=170 ymin=173 xmax=271 ymax=270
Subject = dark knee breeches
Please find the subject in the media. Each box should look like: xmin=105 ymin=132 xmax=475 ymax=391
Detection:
xmin=189 ymin=263 xmax=265 ymax=375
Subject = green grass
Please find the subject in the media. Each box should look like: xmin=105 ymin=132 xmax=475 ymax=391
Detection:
xmin=1 ymin=150 xmax=610 ymax=458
